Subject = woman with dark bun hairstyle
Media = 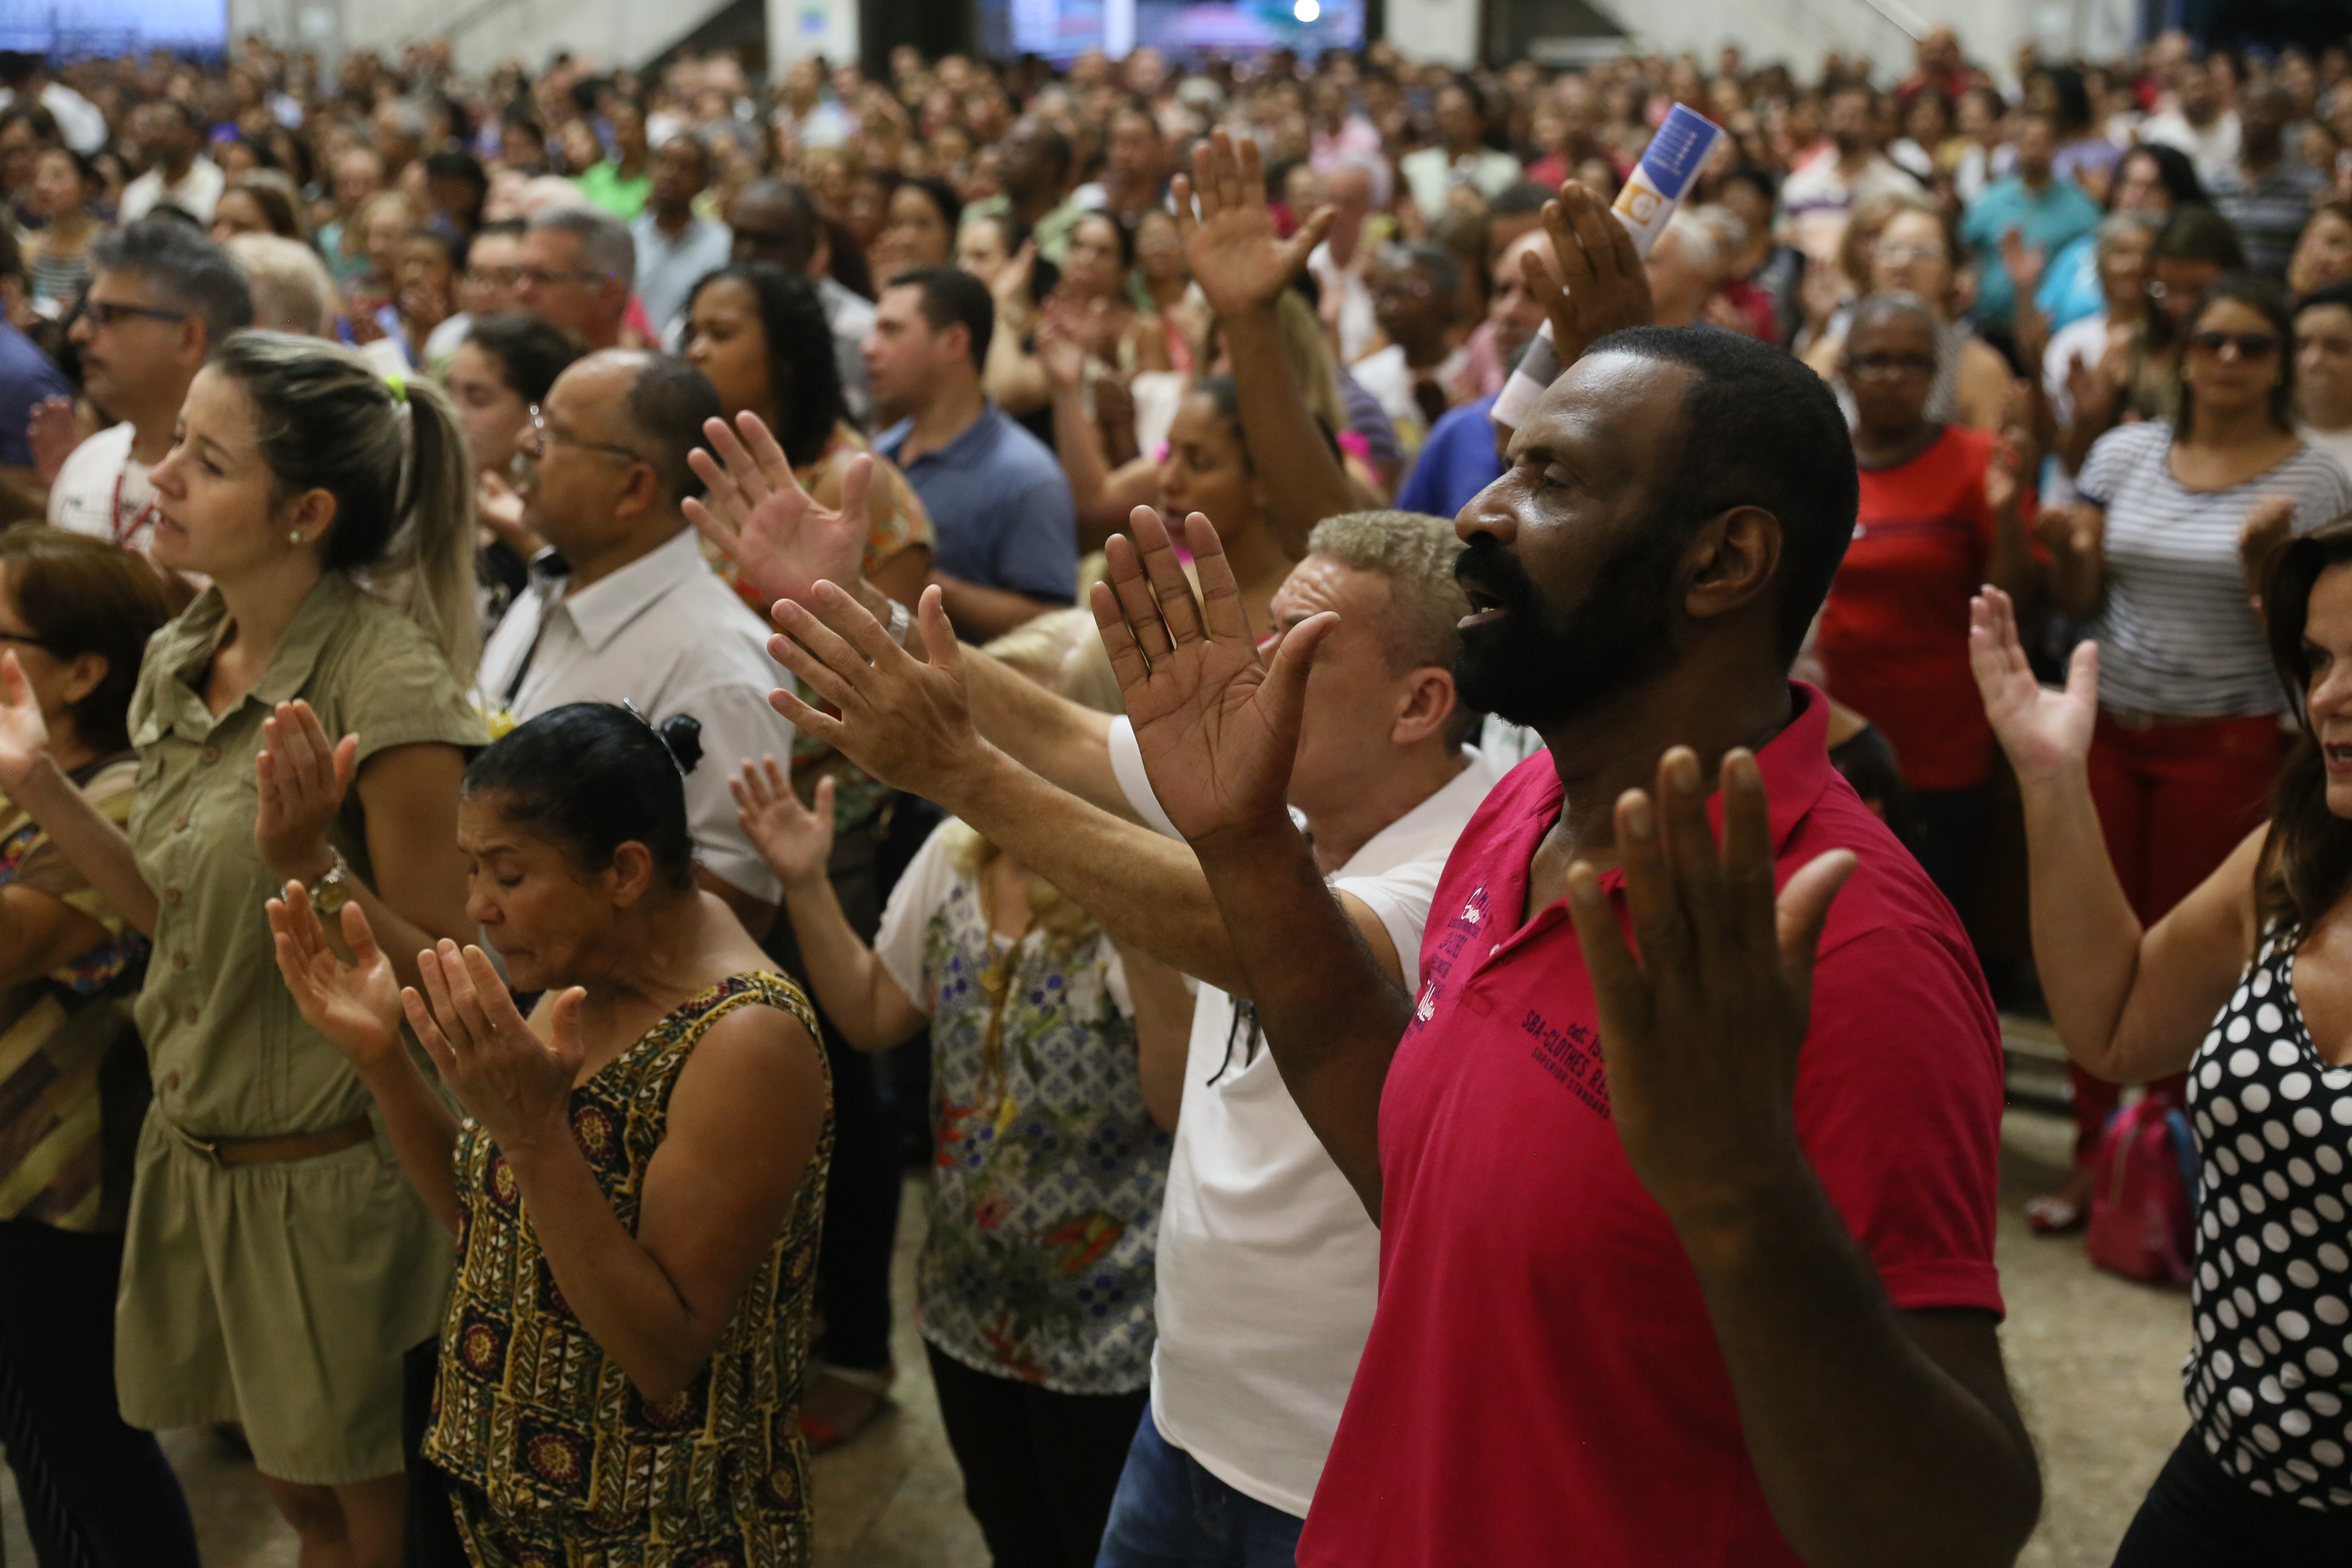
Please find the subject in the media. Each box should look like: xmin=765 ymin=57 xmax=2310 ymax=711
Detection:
xmin=270 ymin=700 xmax=831 ymax=1565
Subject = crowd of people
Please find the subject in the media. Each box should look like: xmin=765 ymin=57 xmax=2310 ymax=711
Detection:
xmin=5 ymin=15 xmax=2352 ymax=1568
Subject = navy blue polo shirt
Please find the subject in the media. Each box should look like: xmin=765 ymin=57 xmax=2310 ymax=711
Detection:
xmin=0 ymin=323 xmax=69 ymax=469
xmin=877 ymin=403 xmax=1078 ymax=603
xmin=1396 ymin=394 xmax=1505 ymax=522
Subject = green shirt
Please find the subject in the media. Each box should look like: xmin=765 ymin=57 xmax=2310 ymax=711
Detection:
xmin=573 ymin=161 xmax=652 ymax=220
xmin=129 ymin=572 xmax=487 ymax=1138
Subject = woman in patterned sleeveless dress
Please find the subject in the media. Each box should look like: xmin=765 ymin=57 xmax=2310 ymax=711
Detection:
xmin=267 ymin=701 xmax=832 ymax=1567
xmin=1972 ymin=534 xmax=2352 ymax=1564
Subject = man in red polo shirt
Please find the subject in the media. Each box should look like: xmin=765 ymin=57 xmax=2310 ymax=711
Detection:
xmin=1087 ymin=318 xmax=2043 ymax=1564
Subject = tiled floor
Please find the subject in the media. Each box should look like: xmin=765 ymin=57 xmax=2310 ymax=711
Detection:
xmin=5 ymin=1115 xmax=2189 ymax=1568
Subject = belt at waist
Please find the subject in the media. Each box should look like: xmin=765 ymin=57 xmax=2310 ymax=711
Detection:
xmin=164 ymin=1114 xmax=374 ymax=1168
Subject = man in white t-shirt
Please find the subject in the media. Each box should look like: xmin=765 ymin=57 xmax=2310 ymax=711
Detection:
xmin=2140 ymin=57 xmax=2243 ymax=186
xmin=48 ymin=221 xmax=252 ymax=552
xmin=698 ymin=466 xmax=1495 ymax=1560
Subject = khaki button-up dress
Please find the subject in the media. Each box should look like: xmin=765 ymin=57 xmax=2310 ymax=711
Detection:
xmin=113 ymin=573 xmax=488 ymax=1485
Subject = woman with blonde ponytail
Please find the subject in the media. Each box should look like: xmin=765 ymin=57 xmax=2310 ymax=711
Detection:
xmin=0 ymin=330 xmax=488 ymax=1568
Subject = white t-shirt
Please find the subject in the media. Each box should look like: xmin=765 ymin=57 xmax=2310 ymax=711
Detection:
xmin=46 ymin=423 xmax=155 ymax=550
xmin=2141 ymin=110 xmax=2243 ymax=186
xmin=2303 ymin=423 xmax=2352 ymax=480
xmin=118 ymin=157 xmax=224 ymax=225
xmin=1107 ymin=716 xmax=1502 ymax=1516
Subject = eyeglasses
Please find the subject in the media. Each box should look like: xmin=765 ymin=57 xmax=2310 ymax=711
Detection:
xmin=2188 ymin=329 xmax=2281 ymax=360
xmin=1844 ymin=351 xmax=1939 ymax=379
xmin=82 ymin=300 xmax=189 ymax=329
xmin=519 ymin=404 xmax=648 ymax=467
xmin=1871 ymin=242 xmax=1948 ymax=266
xmin=466 ymin=265 xmax=527 ymax=288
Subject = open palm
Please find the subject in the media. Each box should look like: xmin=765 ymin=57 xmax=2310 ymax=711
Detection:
xmin=1174 ymin=130 xmax=1331 ymax=319
xmin=1970 ymin=586 xmax=2096 ymax=787
xmin=267 ymin=884 xmax=404 ymax=1075
xmin=1093 ymin=508 xmax=1332 ymax=842
xmin=732 ymin=756 xmax=836 ymax=891
xmin=684 ymin=410 xmax=870 ymax=610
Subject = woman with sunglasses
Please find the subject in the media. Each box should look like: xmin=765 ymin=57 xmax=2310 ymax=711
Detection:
xmin=1968 ymin=529 xmax=2352 ymax=1563
xmin=2024 ymin=276 xmax=2352 ymax=1237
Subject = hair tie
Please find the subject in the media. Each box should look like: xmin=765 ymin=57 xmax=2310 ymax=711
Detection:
xmin=621 ymin=700 xmax=704 ymax=775
xmin=383 ymin=370 xmax=407 ymax=403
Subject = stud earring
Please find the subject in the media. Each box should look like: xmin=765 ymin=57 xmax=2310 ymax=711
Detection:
xmin=288 ymin=529 xmax=304 ymax=545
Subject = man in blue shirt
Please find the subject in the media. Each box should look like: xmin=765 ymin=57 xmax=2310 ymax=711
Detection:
xmin=0 ymin=227 xmax=69 ymax=508
xmin=867 ymin=266 xmax=1077 ymax=638
xmin=1960 ymin=110 xmax=2100 ymax=331
xmin=1397 ymin=393 xmax=1504 ymax=521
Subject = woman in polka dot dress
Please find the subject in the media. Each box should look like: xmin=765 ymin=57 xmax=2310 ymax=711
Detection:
xmin=1972 ymin=538 xmax=2352 ymax=1566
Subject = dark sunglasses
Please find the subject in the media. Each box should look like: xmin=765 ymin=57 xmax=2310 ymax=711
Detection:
xmin=2188 ymin=329 xmax=2281 ymax=359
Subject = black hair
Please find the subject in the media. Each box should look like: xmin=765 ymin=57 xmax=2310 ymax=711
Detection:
xmin=898 ymin=173 xmax=964 ymax=236
xmin=1075 ymin=208 xmax=1136 ymax=271
xmin=1191 ymin=373 xmax=1253 ymax=472
xmin=2298 ymin=279 xmax=2352 ymax=318
xmin=462 ymin=702 xmax=701 ymax=893
xmin=0 ymin=223 xmax=18 ymax=285
xmin=1023 ymin=118 xmax=1074 ymax=183
xmin=736 ymin=177 xmax=821 ymax=271
xmin=686 ymin=262 xmax=848 ymax=468
xmin=423 ymin=150 xmax=489 ymax=221
xmin=889 ymin=263 xmax=993 ymax=370
xmin=2116 ymin=141 xmax=2207 ymax=211
xmin=2042 ymin=64 xmax=2094 ymax=135
xmin=476 ymin=216 xmax=527 ymax=242
xmin=1586 ymin=325 xmax=1858 ymax=663
xmin=1719 ymin=163 xmax=1780 ymax=204
xmin=2177 ymin=274 xmax=2299 ymax=435
xmin=461 ymin=311 xmax=581 ymax=404
xmin=619 ymin=354 xmax=725 ymax=505
xmin=88 ymin=218 xmax=254 ymax=345
xmin=1488 ymin=181 xmax=1554 ymax=219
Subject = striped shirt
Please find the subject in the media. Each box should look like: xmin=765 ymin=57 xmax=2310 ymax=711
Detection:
xmin=2078 ymin=422 xmax=2352 ymax=717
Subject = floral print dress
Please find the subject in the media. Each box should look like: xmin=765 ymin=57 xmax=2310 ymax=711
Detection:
xmin=873 ymin=822 xmax=1172 ymax=1394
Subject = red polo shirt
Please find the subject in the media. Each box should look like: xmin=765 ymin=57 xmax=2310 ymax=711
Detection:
xmin=1295 ymin=685 xmax=2006 ymax=1567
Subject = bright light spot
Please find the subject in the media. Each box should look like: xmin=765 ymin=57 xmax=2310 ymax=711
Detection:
xmin=1294 ymin=0 xmax=1321 ymax=18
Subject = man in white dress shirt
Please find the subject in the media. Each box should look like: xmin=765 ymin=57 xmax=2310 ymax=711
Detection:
xmin=475 ymin=350 xmax=794 ymax=934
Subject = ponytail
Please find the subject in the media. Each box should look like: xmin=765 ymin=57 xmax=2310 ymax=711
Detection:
xmin=208 ymin=331 xmax=481 ymax=679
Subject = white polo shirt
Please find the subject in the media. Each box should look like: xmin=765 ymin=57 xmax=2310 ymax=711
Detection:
xmin=1107 ymin=717 xmax=1503 ymax=1516
xmin=475 ymin=526 xmax=795 ymax=902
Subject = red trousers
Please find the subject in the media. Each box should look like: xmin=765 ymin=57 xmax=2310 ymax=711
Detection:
xmin=2069 ymin=711 xmax=2280 ymax=1163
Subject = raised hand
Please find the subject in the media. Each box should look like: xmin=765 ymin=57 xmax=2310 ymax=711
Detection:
xmin=1997 ymin=226 xmax=2046 ymax=307
xmin=762 ymin=581 xmax=991 ymax=803
xmin=1564 ymin=747 xmax=1856 ymax=1224
xmin=0 ymin=651 xmax=54 ymax=791
xmin=683 ymin=410 xmax=872 ymax=610
xmin=267 ymin=882 xmax=404 ymax=1074
xmin=1035 ymin=307 xmax=1087 ymax=394
xmin=28 ymin=396 xmax=78 ymax=487
xmin=2032 ymin=503 xmax=2098 ymax=564
xmin=254 ymin=700 xmax=359 ymax=882
xmin=403 ymin=939 xmax=585 ymax=1154
xmin=1173 ymin=129 xmax=1333 ymax=319
xmin=475 ymin=469 xmax=542 ymax=559
xmin=990 ymin=238 xmax=1041 ymax=326
xmin=1092 ymin=506 xmax=1335 ymax=843
xmin=1971 ymin=585 xmax=2097 ymax=787
xmin=1520 ymin=181 xmax=1655 ymax=364
xmin=732 ymin=756 xmax=837 ymax=892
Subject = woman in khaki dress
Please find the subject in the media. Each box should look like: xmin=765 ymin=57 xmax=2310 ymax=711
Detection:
xmin=0 ymin=331 xmax=487 ymax=1567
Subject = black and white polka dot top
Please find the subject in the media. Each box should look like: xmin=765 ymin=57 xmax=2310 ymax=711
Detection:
xmin=2184 ymin=928 xmax=2352 ymax=1510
